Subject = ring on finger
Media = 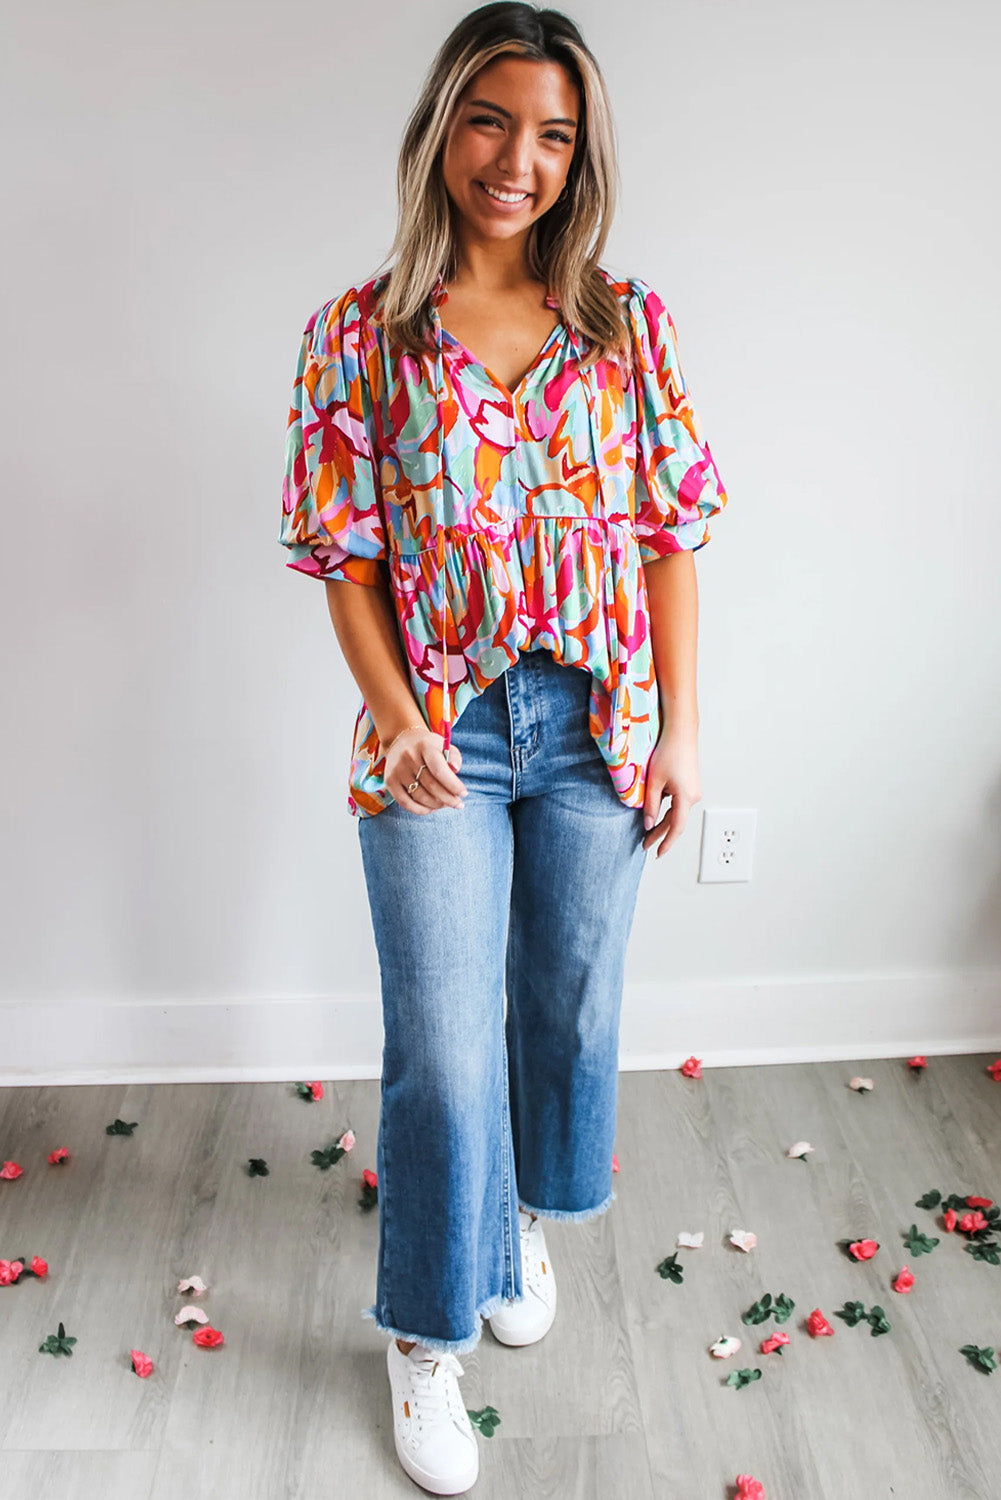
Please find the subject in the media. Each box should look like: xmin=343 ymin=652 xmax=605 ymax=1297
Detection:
xmin=406 ymin=761 xmax=428 ymax=797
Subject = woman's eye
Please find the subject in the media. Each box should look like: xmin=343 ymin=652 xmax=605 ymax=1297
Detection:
xmin=469 ymin=115 xmax=572 ymax=145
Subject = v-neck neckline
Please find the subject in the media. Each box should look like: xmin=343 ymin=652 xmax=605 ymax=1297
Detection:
xmin=438 ymin=319 xmax=564 ymax=405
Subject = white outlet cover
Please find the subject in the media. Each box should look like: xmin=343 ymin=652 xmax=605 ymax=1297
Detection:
xmin=698 ymin=808 xmax=757 ymax=883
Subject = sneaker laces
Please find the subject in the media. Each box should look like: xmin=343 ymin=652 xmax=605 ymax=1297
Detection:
xmin=406 ymin=1348 xmax=467 ymax=1429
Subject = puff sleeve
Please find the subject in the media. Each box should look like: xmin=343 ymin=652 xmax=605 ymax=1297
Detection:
xmin=627 ymin=277 xmax=728 ymax=561
xmin=278 ymin=289 xmax=388 ymax=585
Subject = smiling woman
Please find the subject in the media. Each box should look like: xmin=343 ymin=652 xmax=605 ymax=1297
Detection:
xmin=277 ymin=4 xmax=730 ymax=1491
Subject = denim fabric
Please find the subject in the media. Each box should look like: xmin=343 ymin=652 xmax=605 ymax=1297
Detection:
xmin=357 ymin=646 xmax=649 ymax=1354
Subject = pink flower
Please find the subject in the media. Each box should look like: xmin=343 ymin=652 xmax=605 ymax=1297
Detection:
xmin=966 ymin=1195 xmax=993 ymax=1211
xmin=0 ymin=1260 xmax=25 ymax=1286
xmin=48 ymin=1147 xmax=69 ymax=1165
xmin=192 ymin=1326 xmax=225 ymax=1348
xmin=309 ymin=1082 xmax=324 ymax=1100
xmin=680 ymin=1056 xmax=702 ymax=1079
xmin=848 ymin=1239 xmax=879 ymax=1260
xmin=736 ymin=1476 xmax=766 ymax=1498
xmin=943 ymin=1207 xmax=957 ymax=1232
xmin=362 ymin=1168 xmax=378 ymax=1188
xmin=131 ymin=1350 xmax=154 ymax=1377
xmin=987 ymin=1059 xmax=1001 ymax=1082
xmin=612 ymin=1153 xmax=620 ymax=1173
xmin=958 ymin=1210 xmax=988 ymax=1235
xmin=30 ymin=1256 xmax=48 ymax=1278
xmin=807 ymin=1309 xmax=835 ymax=1337
xmin=339 ymin=1129 xmax=356 ymax=1152
xmin=1 ymin=1161 xmax=23 ymax=1180
xmin=907 ymin=1056 xmax=927 ymax=1070
xmin=760 ymin=1331 xmax=790 ymax=1355
xmin=893 ymin=1266 xmax=914 ymax=1293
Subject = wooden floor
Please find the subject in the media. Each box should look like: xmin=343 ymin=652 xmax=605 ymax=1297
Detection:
xmin=1 ymin=1054 xmax=999 ymax=1498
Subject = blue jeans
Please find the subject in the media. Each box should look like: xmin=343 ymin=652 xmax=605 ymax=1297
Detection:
xmin=357 ymin=646 xmax=649 ymax=1354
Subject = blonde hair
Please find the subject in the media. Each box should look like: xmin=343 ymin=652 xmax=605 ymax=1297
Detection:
xmin=369 ymin=2 xmax=630 ymax=367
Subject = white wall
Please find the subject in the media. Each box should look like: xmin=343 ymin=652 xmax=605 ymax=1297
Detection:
xmin=3 ymin=0 xmax=1000 ymax=1081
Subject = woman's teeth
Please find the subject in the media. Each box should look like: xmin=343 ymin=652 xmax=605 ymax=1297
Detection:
xmin=478 ymin=182 xmax=529 ymax=203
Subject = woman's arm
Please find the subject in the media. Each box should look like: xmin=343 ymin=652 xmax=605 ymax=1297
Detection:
xmin=323 ymin=571 xmax=426 ymax=746
xmin=641 ymin=550 xmax=702 ymax=856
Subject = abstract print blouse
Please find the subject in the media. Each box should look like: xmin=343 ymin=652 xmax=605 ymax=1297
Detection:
xmin=279 ymin=265 xmax=728 ymax=817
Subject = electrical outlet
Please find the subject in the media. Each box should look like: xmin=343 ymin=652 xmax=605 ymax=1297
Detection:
xmin=698 ymin=808 xmax=756 ymax=883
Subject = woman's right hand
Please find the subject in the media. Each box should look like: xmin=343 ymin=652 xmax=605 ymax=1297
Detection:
xmin=384 ymin=727 xmax=468 ymax=814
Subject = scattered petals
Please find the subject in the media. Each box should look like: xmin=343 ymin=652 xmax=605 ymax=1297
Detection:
xmin=736 ymin=1478 xmax=766 ymax=1500
xmin=1 ymin=1161 xmax=24 ymax=1180
xmin=680 ymin=1056 xmax=702 ymax=1079
xmin=131 ymin=1350 xmax=154 ymax=1377
xmin=806 ymin=1309 xmax=835 ymax=1337
xmin=849 ymin=1077 xmax=874 ymax=1092
xmin=848 ymin=1239 xmax=880 ymax=1261
xmin=175 ymin=1304 xmax=209 ymax=1326
xmin=709 ymin=1335 xmax=742 ymax=1359
xmin=760 ymin=1330 xmax=790 ymax=1355
xmin=48 ymin=1148 xmax=69 ymax=1165
xmin=786 ymin=1142 xmax=814 ymax=1160
xmin=730 ymin=1229 xmax=757 ymax=1253
xmin=192 ymin=1326 xmax=225 ymax=1348
xmin=177 ymin=1274 xmax=208 ymax=1295
xmin=893 ymin=1266 xmax=915 ymax=1293
xmin=676 ymin=1231 xmax=704 ymax=1249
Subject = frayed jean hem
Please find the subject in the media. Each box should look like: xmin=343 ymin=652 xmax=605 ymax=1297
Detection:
xmin=516 ymin=1187 xmax=615 ymax=1223
xmin=360 ymin=1288 xmax=524 ymax=1356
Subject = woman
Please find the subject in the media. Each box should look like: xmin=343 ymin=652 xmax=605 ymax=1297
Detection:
xmin=279 ymin=3 xmax=728 ymax=1493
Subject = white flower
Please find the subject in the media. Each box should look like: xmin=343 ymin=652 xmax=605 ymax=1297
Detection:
xmin=849 ymin=1077 xmax=874 ymax=1093
xmin=676 ymin=1231 xmax=704 ymax=1249
xmin=729 ymin=1229 xmax=757 ymax=1253
xmin=339 ymin=1129 xmax=356 ymax=1151
xmin=786 ymin=1141 xmax=814 ymax=1159
xmin=709 ymin=1335 xmax=742 ymax=1359
xmin=174 ymin=1304 xmax=209 ymax=1325
xmin=177 ymin=1274 xmax=208 ymax=1295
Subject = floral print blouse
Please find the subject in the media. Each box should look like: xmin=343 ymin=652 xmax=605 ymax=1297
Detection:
xmin=279 ymin=265 xmax=728 ymax=817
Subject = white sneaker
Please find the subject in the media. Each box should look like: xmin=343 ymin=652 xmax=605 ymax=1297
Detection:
xmin=386 ymin=1338 xmax=480 ymax=1494
xmin=487 ymin=1209 xmax=557 ymax=1346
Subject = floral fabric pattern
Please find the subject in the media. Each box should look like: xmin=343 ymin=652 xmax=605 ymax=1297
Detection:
xmin=279 ymin=266 xmax=728 ymax=816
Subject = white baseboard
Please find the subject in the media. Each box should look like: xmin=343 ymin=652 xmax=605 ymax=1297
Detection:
xmin=1 ymin=970 xmax=998 ymax=1086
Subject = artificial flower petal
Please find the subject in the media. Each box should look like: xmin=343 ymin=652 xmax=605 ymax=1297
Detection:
xmin=848 ymin=1239 xmax=880 ymax=1260
xmin=710 ymin=1335 xmax=742 ymax=1359
xmin=735 ymin=1477 xmax=766 ymax=1499
xmin=680 ymin=1056 xmax=703 ymax=1079
xmin=0 ymin=1260 xmax=25 ymax=1285
xmin=988 ymin=1060 xmax=1001 ymax=1082
xmin=47 ymin=1148 xmax=69 ymax=1165
xmin=612 ymin=1153 xmax=620 ymax=1173
xmin=893 ymin=1266 xmax=915 ymax=1293
xmin=849 ymin=1077 xmax=874 ymax=1092
xmin=908 ymin=1056 xmax=927 ymax=1070
xmin=786 ymin=1142 xmax=814 ymax=1159
xmin=677 ymin=1232 xmax=704 ymax=1249
xmin=761 ymin=1330 xmax=790 ymax=1355
xmin=192 ymin=1326 xmax=224 ymax=1348
xmin=362 ymin=1168 xmax=378 ymax=1188
xmin=131 ymin=1350 xmax=154 ymax=1377
xmin=1 ymin=1161 xmax=24 ymax=1180
xmin=175 ymin=1304 xmax=209 ymax=1326
xmin=30 ymin=1256 xmax=48 ymax=1277
xmin=309 ymin=1081 xmax=324 ymax=1100
xmin=338 ymin=1129 xmax=355 ymax=1151
xmin=730 ymin=1230 xmax=757 ymax=1253
xmin=177 ymin=1274 xmax=208 ymax=1295
xmin=806 ymin=1309 xmax=835 ymax=1337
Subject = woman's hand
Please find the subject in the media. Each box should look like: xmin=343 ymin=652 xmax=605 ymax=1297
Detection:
xmin=384 ymin=728 xmax=468 ymax=815
xmin=642 ymin=722 xmax=702 ymax=858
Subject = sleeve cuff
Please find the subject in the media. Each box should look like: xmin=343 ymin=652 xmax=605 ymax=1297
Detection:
xmin=282 ymin=540 xmax=386 ymax=585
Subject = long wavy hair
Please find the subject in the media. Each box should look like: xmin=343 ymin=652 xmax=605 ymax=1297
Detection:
xmin=369 ymin=2 xmax=630 ymax=367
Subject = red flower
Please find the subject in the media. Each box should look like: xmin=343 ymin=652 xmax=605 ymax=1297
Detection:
xmin=988 ymin=1059 xmax=1001 ymax=1082
xmin=966 ymin=1196 xmax=993 ymax=1210
xmin=309 ymin=1082 xmax=324 ymax=1100
xmin=192 ymin=1326 xmax=225 ymax=1348
xmin=612 ymin=1153 xmax=620 ymax=1173
xmin=943 ymin=1207 xmax=957 ymax=1232
xmin=30 ymin=1256 xmax=48 ymax=1278
xmin=0 ymin=1161 xmax=23 ymax=1180
xmin=958 ymin=1210 xmax=988 ymax=1235
xmin=907 ymin=1056 xmax=927 ymax=1069
xmin=680 ymin=1056 xmax=703 ymax=1079
xmin=893 ymin=1266 xmax=914 ymax=1293
xmin=47 ymin=1147 xmax=69 ymax=1165
xmin=807 ymin=1309 xmax=835 ymax=1337
xmin=131 ymin=1350 xmax=154 ymax=1377
xmin=736 ymin=1477 xmax=766 ymax=1499
xmin=0 ymin=1260 xmax=25 ymax=1285
xmin=761 ymin=1331 xmax=790 ymax=1355
xmin=362 ymin=1168 xmax=378 ymax=1188
xmin=848 ymin=1239 xmax=879 ymax=1260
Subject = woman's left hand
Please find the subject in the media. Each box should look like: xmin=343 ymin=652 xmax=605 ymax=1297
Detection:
xmin=642 ymin=723 xmax=702 ymax=858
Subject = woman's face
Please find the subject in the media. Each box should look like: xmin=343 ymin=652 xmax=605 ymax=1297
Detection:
xmin=440 ymin=55 xmax=580 ymax=245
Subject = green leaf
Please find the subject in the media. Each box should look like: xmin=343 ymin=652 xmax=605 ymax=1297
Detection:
xmin=724 ymin=1368 xmax=762 ymax=1389
xmin=959 ymin=1344 xmax=997 ymax=1374
xmin=468 ymin=1404 xmax=502 ymax=1435
xmin=655 ymin=1253 xmax=684 ymax=1284
xmin=834 ymin=1301 xmax=869 ymax=1327
xmin=773 ymin=1293 xmax=796 ymax=1324
xmin=742 ymin=1294 xmax=773 ymax=1326
xmin=965 ymin=1240 xmax=1001 ymax=1265
xmin=903 ymin=1224 xmax=940 ymax=1256
xmin=915 ymin=1190 xmax=942 ymax=1209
